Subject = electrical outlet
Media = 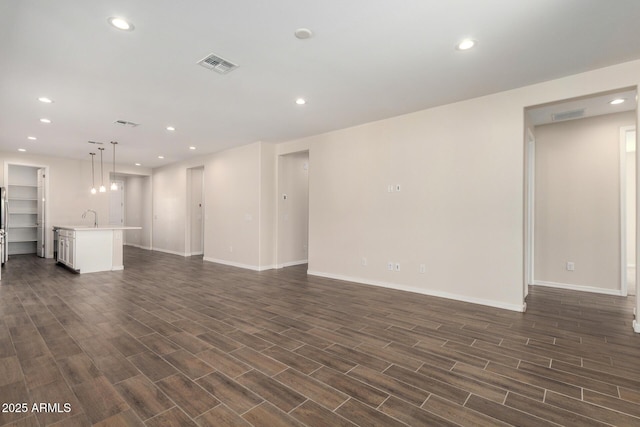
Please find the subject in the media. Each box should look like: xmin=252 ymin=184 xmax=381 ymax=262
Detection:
xmin=395 ymin=263 xmax=401 ymax=271
xmin=419 ymin=264 xmax=426 ymax=274
xmin=387 ymin=185 xmax=394 ymax=193
xmin=387 ymin=262 xmax=394 ymax=271
xmin=395 ymin=184 xmax=401 ymax=192
xmin=229 ymin=246 xmax=233 ymax=253
xmin=566 ymin=262 xmax=575 ymax=271
xmin=361 ymin=257 xmax=367 ymax=266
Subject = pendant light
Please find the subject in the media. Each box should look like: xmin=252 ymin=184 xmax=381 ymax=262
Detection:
xmin=110 ymin=141 xmax=118 ymax=190
xmin=89 ymin=152 xmax=97 ymax=194
xmin=98 ymin=147 xmax=106 ymax=192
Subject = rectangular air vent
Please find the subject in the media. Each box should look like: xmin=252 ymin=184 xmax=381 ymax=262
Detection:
xmin=552 ymin=109 xmax=585 ymax=122
xmin=114 ymin=120 xmax=140 ymax=127
xmin=197 ymin=53 xmax=238 ymax=74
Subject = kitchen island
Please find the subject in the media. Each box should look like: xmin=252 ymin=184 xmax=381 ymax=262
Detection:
xmin=53 ymin=225 xmax=142 ymax=273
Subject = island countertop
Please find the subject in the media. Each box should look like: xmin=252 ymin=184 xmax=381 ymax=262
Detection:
xmin=53 ymin=225 xmax=142 ymax=231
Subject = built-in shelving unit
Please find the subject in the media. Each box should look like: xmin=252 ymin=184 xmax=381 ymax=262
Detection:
xmin=7 ymin=166 xmax=42 ymax=255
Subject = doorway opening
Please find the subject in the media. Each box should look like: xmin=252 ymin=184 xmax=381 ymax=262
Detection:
xmin=524 ymin=87 xmax=638 ymax=302
xmin=276 ymin=151 xmax=309 ymax=268
xmin=186 ymin=167 xmax=205 ymax=257
xmin=4 ymin=162 xmax=49 ymax=258
xmin=110 ymin=173 xmax=152 ymax=250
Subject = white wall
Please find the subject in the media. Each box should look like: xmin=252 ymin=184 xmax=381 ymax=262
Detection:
xmin=149 ymin=141 xmax=275 ymax=269
xmin=0 ymin=151 xmax=151 ymax=258
xmin=534 ymin=112 xmax=635 ymax=293
xmin=274 ymin=60 xmax=640 ymax=311
xmin=203 ymin=142 xmax=261 ymax=268
xmin=260 ymin=142 xmax=277 ymax=269
xmin=297 ymin=98 xmax=524 ymax=310
xmin=151 ymin=157 xmax=204 ymax=256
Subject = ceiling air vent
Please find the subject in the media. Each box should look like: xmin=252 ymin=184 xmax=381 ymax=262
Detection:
xmin=197 ymin=53 xmax=238 ymax=74
xmin=552 ymin=109 xmax=585 ymax=122
xmin=114 ymin=120 xmax=140 ymax=127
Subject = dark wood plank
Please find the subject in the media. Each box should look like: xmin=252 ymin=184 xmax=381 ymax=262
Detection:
xmin=4 ymin=250 xmax=640 ymax=427
xmin=236 ymin=369 xmax=306 ymax=412
xmin=156 ymin=373 xmax=220 ymax=418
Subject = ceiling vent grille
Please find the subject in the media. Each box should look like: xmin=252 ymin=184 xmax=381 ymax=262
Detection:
xmin=114 ymin=120 xmax=140 ymax=127
xmin=197 ymin=53 xmax=238 ymax=74
xmin=552 ymin=109 xmax=585 ymax=122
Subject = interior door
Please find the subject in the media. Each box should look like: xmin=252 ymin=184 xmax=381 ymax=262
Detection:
xmin=36 ymin=168 xmax=45 ymax=257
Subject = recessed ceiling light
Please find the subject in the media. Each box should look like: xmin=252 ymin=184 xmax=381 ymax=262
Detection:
xmin=189 ymin=146 xmax=196 ymax=150
xmin=296 ymin=98 xmax=306 ymax=105
xmin=27 ymin=136 xmax=37 ymax=140
xmin=108 ymin=17 xmax=134 ymax=31
xmin=166 ymin=126 xmax=175 ymax=131
xmin=135 ymin=163 xmax=141 ymax=166
xmin=40 ymin=118 xmax=51 ymax=123
xmin=456 ymin=38 xmax=476 ymax=51
xmin=158 ymin=156 xmax=164 ymax=159
xmin=609 ymin=98 xmax=626 ymax=105
xmin=294 ymin=28 xmax=313 ymax=39
xmin=18 ymin=148 xmax=26 ymax=152
xmin=38 ymin=97 xmax=53 ymax=103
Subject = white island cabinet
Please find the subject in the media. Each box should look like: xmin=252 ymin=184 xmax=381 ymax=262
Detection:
xmin=53 ymin=225 xmax=141 ymax=273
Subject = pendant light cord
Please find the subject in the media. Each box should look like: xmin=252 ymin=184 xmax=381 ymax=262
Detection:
xmin=99 ymin=148 xmax=105 ymax=187
xmin=90 ymin=153 xmax=95 ymax=186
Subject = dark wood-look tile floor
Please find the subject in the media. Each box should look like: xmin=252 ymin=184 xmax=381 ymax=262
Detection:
xmin=1 ymin=248 xmax=640 ymax=426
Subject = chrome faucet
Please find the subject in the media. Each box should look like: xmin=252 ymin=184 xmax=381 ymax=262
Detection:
xmin=82 ymin=209 xmax=98 ymax=227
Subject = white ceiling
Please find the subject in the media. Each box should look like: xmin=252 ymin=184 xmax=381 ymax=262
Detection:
xmin=2 ymin=0 xmax=640 ymax=168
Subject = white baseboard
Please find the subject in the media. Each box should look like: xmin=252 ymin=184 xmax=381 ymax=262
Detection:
xmin=187 ymin=251 xmax=204 ymax=256
xmin=152 ymin=247 xmax=189 ymax=257
xmin=634 ymin=319 xmax=640 ymax=333
xmin=276 ymin=259 xmax=308 ymax=269
xmin=111 ymin=266 xmax=124 ymax=271
xmin=203 ymin=257 xmax=275 ymax=272
xmin=125 ymin=243 xmax=151 ymax=250
xmin=307 ymin=270 xmax=526 ymax=312
xmin=532 ymin=280 xmax=624 ymax=296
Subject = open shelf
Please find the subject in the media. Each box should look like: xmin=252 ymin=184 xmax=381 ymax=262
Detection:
xmin=9 ymin=210 xmax=38 ymax=215
xmin=8 ymin=184 xmax=37 ymax=188
xmin=8 ymin=241 xmax=37 ymax=255
xmin=7 ymin=164 xmax=43 ymax=256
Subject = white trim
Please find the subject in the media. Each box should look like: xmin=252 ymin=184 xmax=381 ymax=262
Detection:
xmin=152 ymin=247 xmax=189 ymax=257
xmin=525 ymin=128 xmax=535 ymax=297
xmin=187 ymin=251 xmax=204 ymax=256
xmin=620 ymin=126 xmax=633 ymax=296
xmin=307 ymin=270 xmax=526 ymax=312
xmin=633 ymin=319 xmax=640 ymax=333
xmin=276 ymin=259 xmax=308 ymax=269
xmin=532 ymin=280 xmax=624 ymax=296
xmin=111 ymin=266 xmax=124 ymax=271
xmin=203 ymin=257 xmax=275 ymax=272
xmin=124 ymin=243 xmax=151 ymax=250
